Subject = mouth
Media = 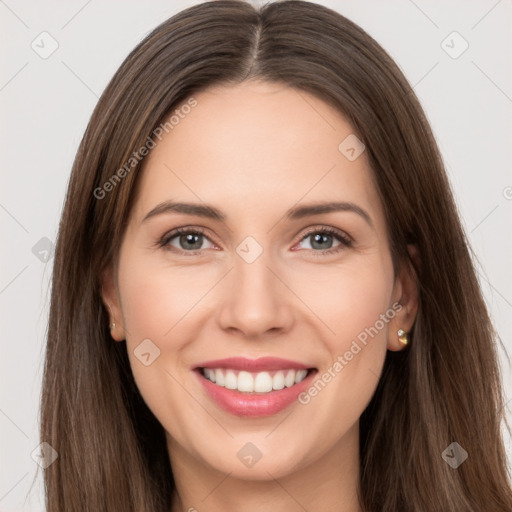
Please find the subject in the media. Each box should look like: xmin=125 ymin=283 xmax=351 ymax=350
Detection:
xmin=192 ymin=357 xmax=318 ymax=417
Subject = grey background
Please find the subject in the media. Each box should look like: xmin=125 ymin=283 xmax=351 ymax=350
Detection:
xmin=1 ymin=0 xmax=511 ymax=509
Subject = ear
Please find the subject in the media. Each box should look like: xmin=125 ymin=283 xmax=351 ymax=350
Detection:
xmin=99 ymin=264 xmax=126 ymax=342
xmin=387 ymin=244 xmax=420 ymax=352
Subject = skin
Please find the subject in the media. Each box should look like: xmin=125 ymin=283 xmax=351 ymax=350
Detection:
xmin=101 ymin=80 xmax=418 ymax=512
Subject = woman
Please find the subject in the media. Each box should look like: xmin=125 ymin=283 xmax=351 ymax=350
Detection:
xmin=40 ymin=1 xmax=512 ymax=510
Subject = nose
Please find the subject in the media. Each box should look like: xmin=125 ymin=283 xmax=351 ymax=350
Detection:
xmin=217 ymin=248 xmax=295 ymax=340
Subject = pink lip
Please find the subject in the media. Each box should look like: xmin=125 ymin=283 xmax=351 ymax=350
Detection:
xmin=193 ymin=358 xmax=317 ymax=418
xmin=194 ymin=356 xmax=312 ymax=372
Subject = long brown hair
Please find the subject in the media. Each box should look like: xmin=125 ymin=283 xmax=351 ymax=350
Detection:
xmin=40 ymin=1 xmax=512 ymax=510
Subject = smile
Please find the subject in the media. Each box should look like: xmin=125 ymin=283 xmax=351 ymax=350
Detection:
xmin=193 ymin=357 xmax=318 ymax=417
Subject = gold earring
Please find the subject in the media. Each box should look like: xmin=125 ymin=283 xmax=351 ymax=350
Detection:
xmin=397 ymin=328 xmax=408 ymax=346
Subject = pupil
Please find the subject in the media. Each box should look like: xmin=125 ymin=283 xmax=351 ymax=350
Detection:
xmin=181 ymin=233 xmax=202 ymax=250
xmin=311 ymin=233 xmax=332 ymax=250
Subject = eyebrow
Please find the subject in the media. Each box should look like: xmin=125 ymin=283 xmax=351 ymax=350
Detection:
xmin=141 ymin=200 xmax=374 ymax=228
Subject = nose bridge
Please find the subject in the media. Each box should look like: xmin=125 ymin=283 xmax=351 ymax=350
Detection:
xmin=217 ymin=236 xmax=293 ymax=336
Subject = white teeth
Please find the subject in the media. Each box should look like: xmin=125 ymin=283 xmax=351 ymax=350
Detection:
xmin=215 ymin=369 xmax=225 ymax=387
xmin=204 ymin=368 xmax=216 ymax=382
xmin=295 ymin=369 xmax=308 ymax=384
xmin=224 ymin=370 xmax=237 ymax=390
xmin=284 ymin=370 xmax=295 ymax=388
xmin=201 ymin=368 xmax=310 ymax=393
xmin=254 ymin=372 xmax=273 ymax=392
xmin=238 ymin=371 xmax=254 ymax=392
xmin=272 ymin=371 xmax=285 ymax=390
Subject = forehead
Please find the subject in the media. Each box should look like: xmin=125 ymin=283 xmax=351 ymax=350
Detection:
xmin=131 ymin=80 xmax=383 ymax=228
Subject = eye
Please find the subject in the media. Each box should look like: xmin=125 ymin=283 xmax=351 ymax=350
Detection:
xmin=157 ymin=225 xmax=353 ymax=256
xmin=293 ymin=226 xmax=352 ymax=255
xmin=158 ymin=227 xmax=216 ymax=254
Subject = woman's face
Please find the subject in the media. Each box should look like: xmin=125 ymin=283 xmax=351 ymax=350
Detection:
xmin=102 ymin=80 xmax=417 ymax=480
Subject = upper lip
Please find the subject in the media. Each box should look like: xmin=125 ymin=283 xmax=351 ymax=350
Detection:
xmin=194 ymin=357 xmax=315 ymax=372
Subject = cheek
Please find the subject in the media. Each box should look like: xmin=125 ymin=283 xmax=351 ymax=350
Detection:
xmin=120 ymin=271 xmax=179 ymax=341
xmin=293 ymin=257 xmax=394 ymax=348
xmin=118 ymin=250 xmax=217 ymax=341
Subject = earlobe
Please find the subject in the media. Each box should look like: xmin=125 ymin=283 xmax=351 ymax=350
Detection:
xmin=387 ymin=244 xmax=420 ymax=352
xmin=99 ymin=265 xmax=125 ymax=342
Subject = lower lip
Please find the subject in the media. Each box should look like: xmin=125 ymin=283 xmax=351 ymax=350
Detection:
xmin=194 ymin=369 xmax=317 ymax=418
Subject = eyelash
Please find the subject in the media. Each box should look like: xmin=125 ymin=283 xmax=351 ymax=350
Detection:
xmin=156 ymin=225 xmax=353 ymax=257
